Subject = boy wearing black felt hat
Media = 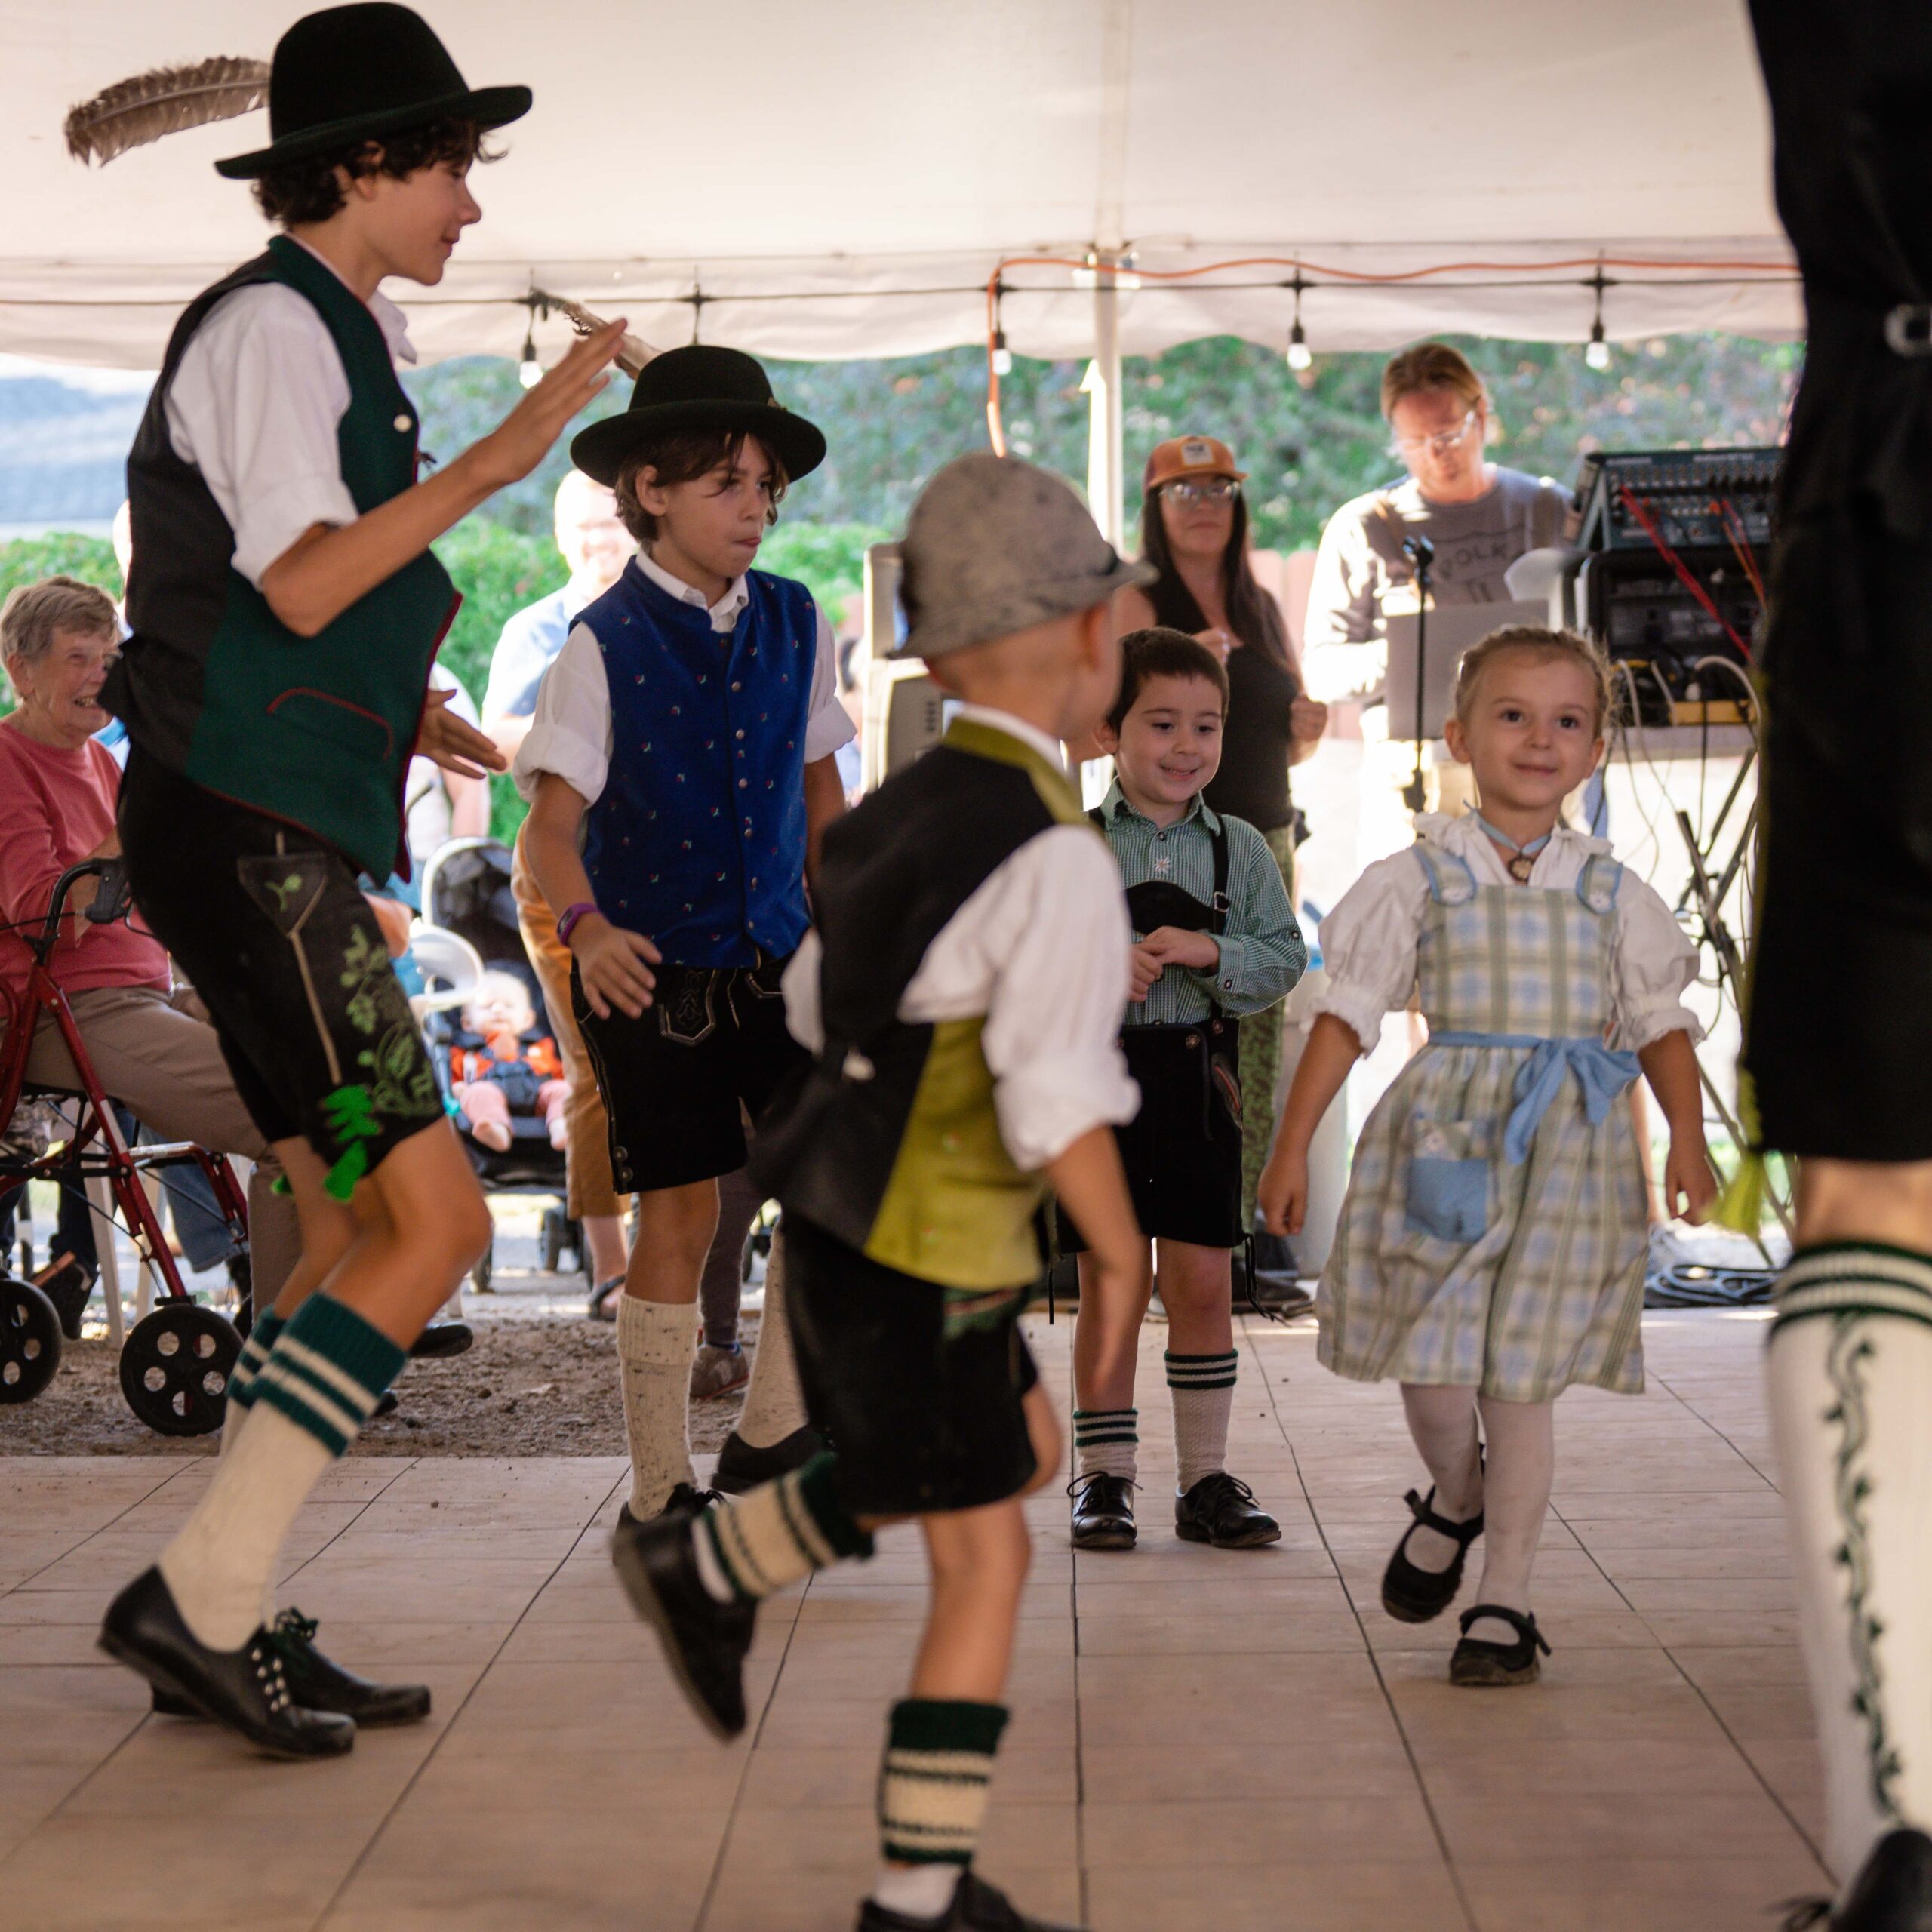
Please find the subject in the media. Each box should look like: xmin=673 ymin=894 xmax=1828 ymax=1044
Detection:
xmin=97 ymin=5 xmax=626 ymax=1759
xmin=518 ymin=346 xmax=856 ymax=1533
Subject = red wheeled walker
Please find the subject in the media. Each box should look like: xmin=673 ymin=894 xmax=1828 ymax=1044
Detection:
xmin=0 ymin=859 xmax=249 ymax=1434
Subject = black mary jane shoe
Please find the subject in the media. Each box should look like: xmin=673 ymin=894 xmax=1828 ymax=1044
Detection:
xmin=610 ymin=1500 xmax=755 ymax=1740
xmin=1380 ymin=1486 xmax=1484 ymax=1623
xmin=1449 ymin=1604 xmax=1551 ymax=1687
xmin=1175 ymin=1472 xmax=1281 ymax=1549
xmin=713 ymin=1426 xmax=827 ymax=1495
xmin=1780 ymin=1827 xmax=1932 ymax=1931
xmin=408 ymin=1321 xmax=472 ymax=1360
xmin=615 ymin=1481 xmax=723 ymax=1531
xmin=100 ymin=1568 xmax=355 ymax=1760
xmin=150 ymin=1607 xmax=429 ymax=1727
xmin=857 ymin=1871 xmax=1086 ymax=1930
xmin=1069 ymin=1472 xmax=1136 ymax=1551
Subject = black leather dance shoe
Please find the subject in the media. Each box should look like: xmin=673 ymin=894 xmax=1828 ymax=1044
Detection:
xmin=100 ymin=1567 xmax=354 ymax=1759
xmin=1069 ymin=1472 xmax=1136 ymax=1550
xmin=611 ymin=1502 xmax=755 ymax=1739
xmin=1174 ymin=1472 xmax=1281 ymax=1549
xmin=1781 ymin=1828 xmax=1932 ymax=1930
xmin=149 ymin=1607 xmax=429 ymax=1725
xmin=712 ymin=1426 xmax=826 ymax=1494
xmin=408 ymin=1321 xmax=472 ymax=1359
xmin=1380 ymin=1485 xmax=1484 ymax=1623
xmin=1449 ymin=1604 xmax=1552 ymax=1687
xmin=614 ymin=1482 xmax=722 ymax=1533
xmin=857 ymin=1872 xmax=1086 ymax=1931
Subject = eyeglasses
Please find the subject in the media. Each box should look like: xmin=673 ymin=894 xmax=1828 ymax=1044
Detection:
xmin=1389 ymin=408 xmax=1480 ymax=460
xmin=1161 ymin=477 xmax=1240 ymax=506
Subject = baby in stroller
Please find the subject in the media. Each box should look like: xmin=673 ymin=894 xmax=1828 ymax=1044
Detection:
xmin=450 ymin=969 xmax=567 ymax=1153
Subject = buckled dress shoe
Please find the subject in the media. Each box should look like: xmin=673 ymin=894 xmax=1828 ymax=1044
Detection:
xmin=149 ymin=1607 xmax=429 ymax=1725
xmin=100 ymin=1568 xmax=353 ymax=1759
xmin=1780 ymin=1828 xmax=1932 ymax=1930
xmin=1175 ymin=1472 xmax=1281 ymax=1548
xmin=713 ymin=1426 xmax=825 ymax=1494
xmin=611 ymin=1501 xmax=755 ymax=1739
xmin=1381 ymin=1485 xmax=1484 ymax=1623
xmin=1449 ymin=1604 xmax=1552 ymax=1687
xmin=408 ymin=1321 xmax=472 ymax=1359
xmin=1069 ymin=1472 xmax=1135 ymax=1550
xmin=856 ymin=1871 xmax=1086 ymax=1930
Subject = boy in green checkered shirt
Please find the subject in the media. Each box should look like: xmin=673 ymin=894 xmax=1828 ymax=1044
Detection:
xmin=1066 ymin=627 xmax=1305 ymax=1552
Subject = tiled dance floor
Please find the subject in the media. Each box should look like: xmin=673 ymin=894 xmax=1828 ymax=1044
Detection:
xmin=0 ymin=1309 xmax=1827 ymax=1931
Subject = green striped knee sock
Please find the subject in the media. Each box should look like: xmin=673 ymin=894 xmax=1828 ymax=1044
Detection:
xmin=158 ymin=1294 xmax=403 ymax=1648
xmin=877 ymin=1698 xmax=1009 ymax=1871
xmin=220 ymin=1309 xmax=285 ymax=1452
xmin=692 ymin=1452 xmax=873 ymax=1604
xmin=1073 ymin=1407 xmax=1137 ymax=1484
xmin=1167 ymin=1350 xmax=1238 ymax=1491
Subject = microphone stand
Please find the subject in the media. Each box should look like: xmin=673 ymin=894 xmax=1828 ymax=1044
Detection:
xmin=1401 ymin=534 xmax=1435 ymax=813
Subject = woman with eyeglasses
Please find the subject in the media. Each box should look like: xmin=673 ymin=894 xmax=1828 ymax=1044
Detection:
xmin=1110 ymin=433 xmax=1327 ymax=1248
xmin=1301 ymin=343 xmax=1572 ymax=789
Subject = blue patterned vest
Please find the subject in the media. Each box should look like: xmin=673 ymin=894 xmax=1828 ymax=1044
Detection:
xmin=579 ymin=560 xmax=818 ymax=968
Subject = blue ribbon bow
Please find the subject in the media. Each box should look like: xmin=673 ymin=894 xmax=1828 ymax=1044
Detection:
xmin=1427 ymin=1031 xmax=1642 ymax=1164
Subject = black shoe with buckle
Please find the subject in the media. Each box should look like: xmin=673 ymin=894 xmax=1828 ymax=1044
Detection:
xmin=1069 ymin=1472 xmax=1136 ymax=1551
xmin=100 ymin=1567 xmax=354 ymax=1759
xmin=1449 ymin=1604 xmax=1551 ymax=1687
xmin=408 ymin=1321 xmax=472 ymax=1359
xmin=149 ymin=1607 xmax=429 ymax=1726
xmin=611 ymin=1498 xmax=755 ymax=1739
xmin=1380 ymin=1485 xmax=1484 ymax=1623
xmin=1175 ymin=1472 xmax=1281 ymax=1549
xmin=713 ymin=1426 xmax=826 ymax=1495
xmin=1780 ymin=1828 xmax=1932 ymax=1931
xmin=614 ymin=1481 xmax=722 ymax=1534
xmin=856 ymin=1871 xmax=1086 ymax=1930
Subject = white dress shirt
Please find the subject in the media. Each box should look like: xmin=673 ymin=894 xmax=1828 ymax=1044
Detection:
xmin=1313 ymin=811 xmax=1703 ymax=1055
xmin=780 ymin=706 xmax=1140 ymax=1173
xmin=164 ymin=238 xmax=415 ymax=590
xmin=512 ymin=550 xmax=855 ymax=805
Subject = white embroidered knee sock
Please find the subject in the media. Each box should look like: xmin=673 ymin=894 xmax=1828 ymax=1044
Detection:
xmin=1767 ymin=1247 xmax=1932 ymax=1884
xmin=1166 ymin=1352 xmax=1238 ymax=1491
xmin=735 ymin=1229 xmax=809 ymax=1450
xmin=617 ymin=1294 xmax=697 ymax=1517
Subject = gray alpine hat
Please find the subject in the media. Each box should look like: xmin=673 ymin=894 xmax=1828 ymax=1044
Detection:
xmin=891 ymin=452 xmax=1157 ymax=661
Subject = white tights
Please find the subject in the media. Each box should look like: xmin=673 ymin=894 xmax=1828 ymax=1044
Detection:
xmin=1400 ymin=1383 xmax=1555 ymax=1646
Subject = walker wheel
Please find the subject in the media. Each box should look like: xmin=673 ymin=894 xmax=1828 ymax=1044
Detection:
xmin=119 ymin=1304 xmax=240 ymax=1437
xmin=0 ymin=1276 xmax=62 ymax=1404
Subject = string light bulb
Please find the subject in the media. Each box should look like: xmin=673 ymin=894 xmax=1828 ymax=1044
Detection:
xmin=518 ymin=320 xmax=542 ymax=389
xmin=1286 ymin=318 xmax=1312 ymax=372
xmin=1585 ymin=317 xmax=1611 ymax=371
xmin=992 ymin=328 xmax=1013 ymax=378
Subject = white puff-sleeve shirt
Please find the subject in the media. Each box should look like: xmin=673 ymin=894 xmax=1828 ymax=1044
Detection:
xmin=1314 ymin=813 xmax=1703 ymax=1057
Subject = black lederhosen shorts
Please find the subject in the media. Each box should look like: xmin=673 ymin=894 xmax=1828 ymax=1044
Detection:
xmin=1745 ymin=509 xmax=1932 ymax=1161
xmin=784 ymin=1211 xmax=1041 ymax=1518
xmin=572 ymin=955 xmax=809 ymax=1192
xmin=117 ymin=749 xmax=444 ymax=1195
xmin=1060 ymin=1020 xmax=1244 ymax=1252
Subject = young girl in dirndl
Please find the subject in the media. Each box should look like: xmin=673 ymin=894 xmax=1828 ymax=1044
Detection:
xmin=1261 ymin=625 xmax=1718 ymax=1686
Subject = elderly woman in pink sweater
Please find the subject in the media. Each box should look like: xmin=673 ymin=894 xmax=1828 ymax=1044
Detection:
xmin=0 ymin=577 xmax=300 ymax=1303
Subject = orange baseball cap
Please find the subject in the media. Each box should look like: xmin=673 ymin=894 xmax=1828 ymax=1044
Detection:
xmin=1144 ymin=434 xmax=1247 ymax=491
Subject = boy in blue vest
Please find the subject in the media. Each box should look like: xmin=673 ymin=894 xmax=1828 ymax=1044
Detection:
xmin=612 ymin=454 xmax=1152 ymax=1932
xmin=519 ymin=346 xmax=855 ymax=1531
xmin=97 ymin=4 xmax=626 ymax=1758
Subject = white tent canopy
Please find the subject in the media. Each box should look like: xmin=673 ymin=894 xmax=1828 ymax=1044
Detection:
xmin=5 ymin=0 xmax=1796 ymax=373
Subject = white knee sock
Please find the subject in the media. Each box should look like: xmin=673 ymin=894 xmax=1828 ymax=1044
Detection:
xmin=1468 ymin=1395 xmax=1554 ymax=1643
xmin=617 ymin=1294 xmax=697 ymax=1516
xmin=1167 ymin=1351 xmax=1238 ymax=1491
xmin=735 ymin=1229 xmax=809 ymax=1450
xmin=1767 ymin=1247 xmax=1932 ymax=1883
xmin=1399 ymin=1382 xmax=1484 ymax=1572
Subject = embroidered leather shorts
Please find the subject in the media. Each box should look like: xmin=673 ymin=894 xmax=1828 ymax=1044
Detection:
xmin=118 ymin=751 xmax=445 ymax=1198
xmin=571 ymin=953 xmax=808 ymax=1192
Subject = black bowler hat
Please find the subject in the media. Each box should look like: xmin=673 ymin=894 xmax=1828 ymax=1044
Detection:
xmin=570 ymin=346 xmax=828 ymax=488
xmin=214 ymin=3 xmax=531 ymax=180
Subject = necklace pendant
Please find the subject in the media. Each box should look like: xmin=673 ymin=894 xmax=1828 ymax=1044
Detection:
xmin=1508 ymin=854 xmax=1536 ymax=883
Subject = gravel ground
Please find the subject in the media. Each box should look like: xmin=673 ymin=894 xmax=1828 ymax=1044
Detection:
xmin=2 ymin=1195 xmax=755 ymax=1457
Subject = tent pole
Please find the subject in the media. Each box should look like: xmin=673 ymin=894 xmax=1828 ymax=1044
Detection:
xmin=1087 ymin=253 xmax=1125 ymax=549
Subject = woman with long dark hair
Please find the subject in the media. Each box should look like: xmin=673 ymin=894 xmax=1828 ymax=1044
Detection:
xmin=1115 ymin=434 xmax=1327 ymax=1241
